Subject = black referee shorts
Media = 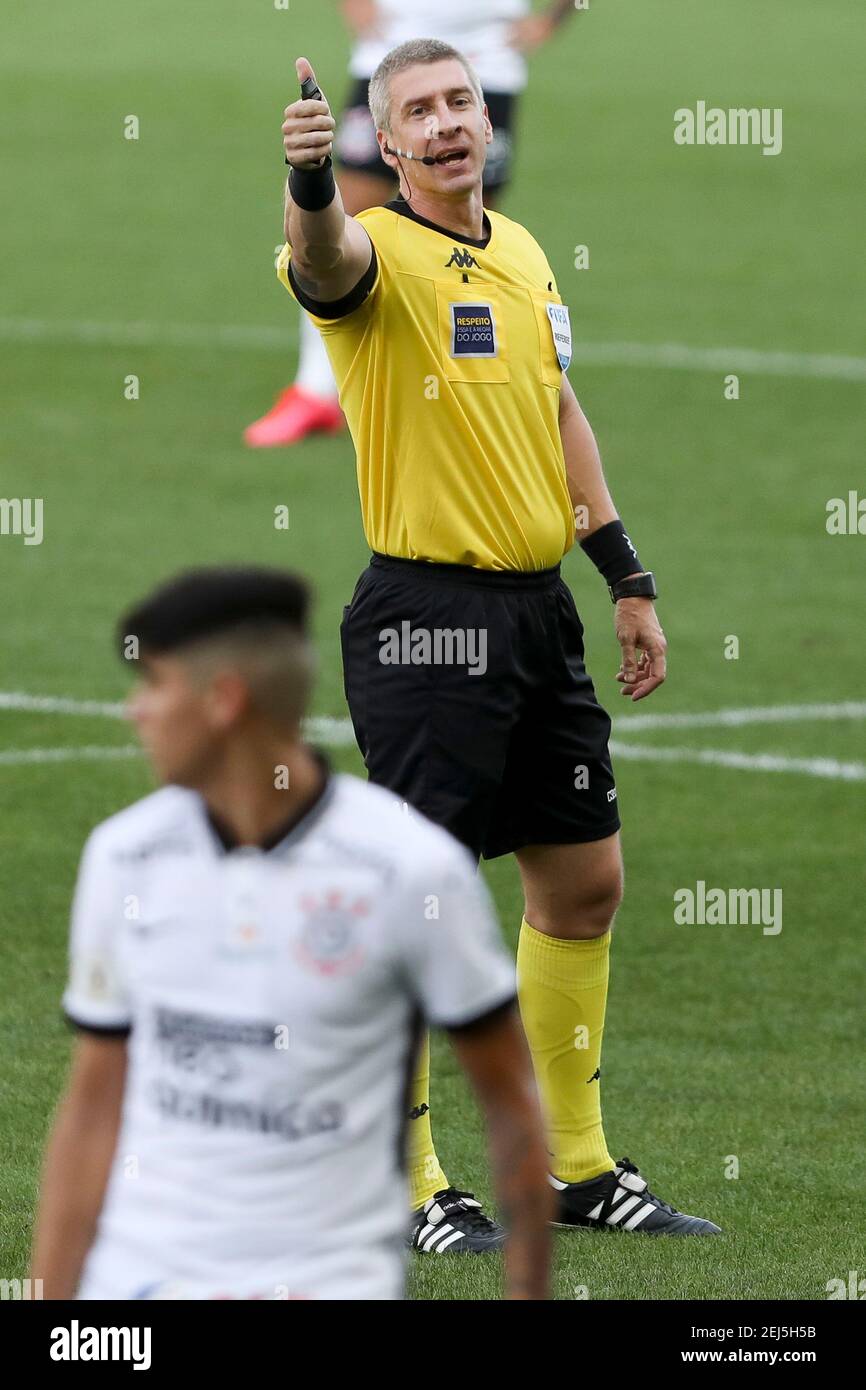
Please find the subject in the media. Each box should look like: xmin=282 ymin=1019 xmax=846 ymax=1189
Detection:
xmin=340 ymin=555 xmax=621 ymax=861
xmin=334 ymin=78 xmax=518 ymax=192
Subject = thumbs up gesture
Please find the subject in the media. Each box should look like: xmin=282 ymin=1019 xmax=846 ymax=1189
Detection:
xmin=282 ymin=58 xmax=335 ymax=169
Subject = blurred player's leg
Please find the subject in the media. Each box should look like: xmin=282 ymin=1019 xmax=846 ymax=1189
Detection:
xmin=242 ymin=334 xmax=345 ymax=448
xmin=475 ymin=89 xmax=514 ymax=209
xmin=243 ymin=169 xmax=394 ymax=448
xmin=294 ymin=312 xmax=340 ymax=399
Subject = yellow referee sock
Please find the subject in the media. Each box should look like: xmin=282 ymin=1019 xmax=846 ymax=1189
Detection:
xmin=406 ymin=1033 xmax=450 ymax=1208
xmin=517 ymin=917 xmax=614 ymax=1184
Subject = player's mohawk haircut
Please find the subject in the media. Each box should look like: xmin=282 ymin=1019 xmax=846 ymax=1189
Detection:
xmin=118 ymin=566 xmax=312 ymax=656
xmin=368 ymin=37 xmax=484 ymax=135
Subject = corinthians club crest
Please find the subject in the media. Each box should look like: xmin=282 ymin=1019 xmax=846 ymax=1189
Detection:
xmin=294 ymin=890 xmax=370 ymax=977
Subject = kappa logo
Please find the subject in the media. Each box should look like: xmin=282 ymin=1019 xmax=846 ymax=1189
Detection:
xmin=445 ymin=246 xmax=479 ymax=270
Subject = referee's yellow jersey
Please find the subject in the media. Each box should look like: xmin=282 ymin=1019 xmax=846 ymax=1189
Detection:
xmin=277 ymin=199 xmax=575 ymax=571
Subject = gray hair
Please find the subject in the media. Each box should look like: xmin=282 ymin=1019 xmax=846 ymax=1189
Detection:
xmin=368 ymin=38 xmax=484 ymax=135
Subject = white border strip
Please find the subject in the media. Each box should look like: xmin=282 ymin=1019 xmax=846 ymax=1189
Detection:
xmin=1 ymin=317 xmax=863 ymax=382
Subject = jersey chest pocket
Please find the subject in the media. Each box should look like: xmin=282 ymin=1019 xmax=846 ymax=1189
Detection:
xmin=530 ymin=291 xmax=571 ymax=389
xmin=434 ymin=283 xmax=511 ymax=384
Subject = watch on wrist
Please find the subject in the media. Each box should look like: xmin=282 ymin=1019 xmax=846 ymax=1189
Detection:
xmin=610 ymin=571 xmax=657 ymax=603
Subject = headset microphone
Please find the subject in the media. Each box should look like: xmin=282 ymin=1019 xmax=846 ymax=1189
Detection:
xmin=384 ymin=143 xmax=437 ymax=166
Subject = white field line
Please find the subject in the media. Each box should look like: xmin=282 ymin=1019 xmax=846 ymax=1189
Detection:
xmin=5 ymin=740 xmax=862 ymax=779
xmin=2 ymin=694 xmax=864 ymax=779
xmin=613 ymin=701 xmax=866 ymax=732
xmin=0 ymin=693 xmax=359 ymax=748
xmin=0 ymin=746 xmax=139 ymax=766
xmin=1 ymin=316 xmax=864 ymax=382
xmin=305 ymin=715 xmax=359 ymax=747
xmin=0 ymin=692 xmax=125 ymax=718
xmin=568 ymin=340 xmax=866 ymax=383
xmin=2 ymin=692 xmax=865 ymax=733
xmin=0 ymin=317 xmax=293 ymax=353
xmin=609 ymin=741 xmax=866 ymax=783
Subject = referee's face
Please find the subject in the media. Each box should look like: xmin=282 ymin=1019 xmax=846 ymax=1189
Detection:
xmin=386 ymin=59 xmax=492 ymax=194
xmin=127 ymin=652 xmax=232 ymax=787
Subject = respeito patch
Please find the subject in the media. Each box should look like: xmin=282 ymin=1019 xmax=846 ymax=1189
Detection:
xmin=450 ymin=303 xmax=498 ymax=358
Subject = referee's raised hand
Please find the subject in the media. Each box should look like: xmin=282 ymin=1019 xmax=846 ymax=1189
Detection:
xmin=280 ymin=57 xmax=373 ymax=308
xmin=283 ymin=58 xmax=336 ymax=169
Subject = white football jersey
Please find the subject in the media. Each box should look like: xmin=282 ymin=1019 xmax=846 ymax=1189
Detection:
xmin=350 ymin=0 xmax=531 ymax=94
xmin=64 ymin=766 xmax=516 ymax=1301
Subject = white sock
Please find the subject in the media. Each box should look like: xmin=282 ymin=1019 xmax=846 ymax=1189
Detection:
xmin=294 ymin=313 xmax=338 ymax=398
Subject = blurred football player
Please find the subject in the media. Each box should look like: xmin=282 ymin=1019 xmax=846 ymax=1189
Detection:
xmin=30 ymin=568 xmax=552 ymax=1299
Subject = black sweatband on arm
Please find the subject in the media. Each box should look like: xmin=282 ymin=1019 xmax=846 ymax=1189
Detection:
xmin=287 ymin=155 xmax=336 ymax=211
xmin=579 ymin=519 xmax=643 ymax=585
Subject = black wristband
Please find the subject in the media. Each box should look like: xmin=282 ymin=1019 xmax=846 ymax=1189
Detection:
xmin=579 ymin=519 xmax=643 ymax=586
xmin=287 ymin=156 xmax=336 ymax=211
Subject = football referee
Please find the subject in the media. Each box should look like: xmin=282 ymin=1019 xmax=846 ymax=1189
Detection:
xmin=277 ymin=41 xmax=720 ymax=1246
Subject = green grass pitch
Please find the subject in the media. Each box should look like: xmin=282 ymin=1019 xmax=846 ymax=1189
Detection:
xmin=1 ymin=0 xmax=864 ymax=1300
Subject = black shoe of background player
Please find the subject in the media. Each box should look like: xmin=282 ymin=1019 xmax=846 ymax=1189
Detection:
xmin=409 ymin=1188 xmax=507 ymax=1254
xmin=551 ymin=1157 xmax=722 ymax=1235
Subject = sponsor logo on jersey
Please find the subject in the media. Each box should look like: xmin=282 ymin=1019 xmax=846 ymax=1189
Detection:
xmin=154 ymin=1006 xmax=274 ymax=1085
xmin=450 ymin=303 xmax=497 ymax=358
xmin=445 ymin=246 xmax=479 ymax=270
xmin=155 ymin=1006 xmax=275 ymax=1048
xmin=150 ymin=1080 xmax=344 ymax=1143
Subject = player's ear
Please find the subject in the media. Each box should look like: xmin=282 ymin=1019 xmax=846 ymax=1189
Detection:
xmin=207 ymin=669 xmax=251 ymax=731
xmin=482 ymin=104 xmax=494 ymax=145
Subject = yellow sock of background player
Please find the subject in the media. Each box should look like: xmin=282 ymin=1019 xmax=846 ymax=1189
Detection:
xmin=516 ymin=918 xmax=614 ymax=1183
xmin=406 ymin=1033 xmax=450 ymax=1208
